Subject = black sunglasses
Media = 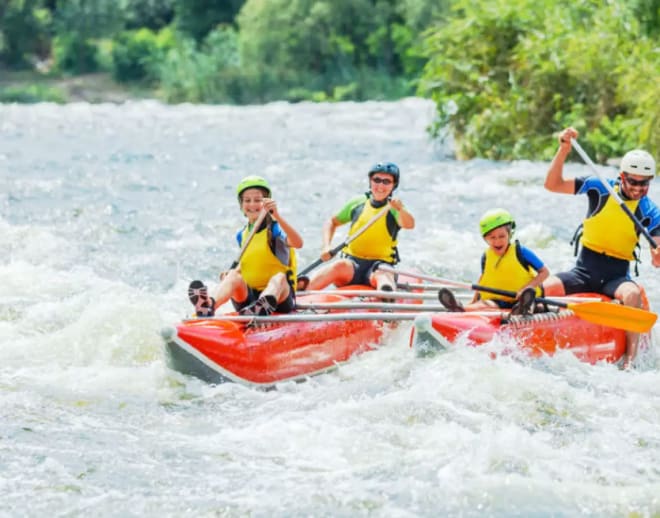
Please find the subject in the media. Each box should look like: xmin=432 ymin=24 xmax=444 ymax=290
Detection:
xmin=623 ymin=174 xmax=652 ymax=187
xmin=371 ymin=177 xmax=393 ymax=185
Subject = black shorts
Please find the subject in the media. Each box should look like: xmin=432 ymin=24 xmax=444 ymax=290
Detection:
xmin=491 ymin=299 xmax=515 ymax=309
xmin=231 ymin=286 xmax=296 ymax=314
xmin=342 ymin=254 xmax=392 ymax=286
xmin=557 ymin=247 xmax=634 ymax=297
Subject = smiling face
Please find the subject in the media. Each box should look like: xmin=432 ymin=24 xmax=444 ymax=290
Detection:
xmin=620 ymin=173 xmax=652 ymax=201
xmin=483 ymin=225 xmax=512 ymax=256
xmin=369 ymin=173 xmax=395 ymax=202
xmin=240 ymin=187 xmax=267 ymax=223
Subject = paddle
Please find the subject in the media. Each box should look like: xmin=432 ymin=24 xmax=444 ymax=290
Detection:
xmin=234 ymin=208 xmax=268 ymax=267
xmin=295 ymin=301 xmax=467 ymax=312
xmin=185 ymin=310 xmax=511 ymax=324
xmin=395 ymin=281 xmax=600 ymax=302
xmin=377 ymin=265 xmax=657 ymax=333
xmin=570 ymin=139 xmax=657 ymax=249
xmin=297 ymin=289 xmax=441 ymax=300
xmin=298 ymin=203 xmax=391 ymax=277
xmin=185 ymin=312 xmax=420 ymax=324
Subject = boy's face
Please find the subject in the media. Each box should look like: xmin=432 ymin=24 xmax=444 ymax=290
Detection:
xmin=483 ymin=226 xmax=511 ymax=256
xmin=240 ymin=187 xmax=267 ymax=221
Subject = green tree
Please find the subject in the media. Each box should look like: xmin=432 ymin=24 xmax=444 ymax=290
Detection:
xmin=52 ymin=0 xmax=127 ymax=73
xmin=174 ymin=0 xmax=245 ymax=41
xmin=238 ymin=0 xmax=429 ymax=100
xmin=0 ymin=0 xmax=51 ymax=68
xmin=420 ymin=0 xmax=660 ymax=160
xmin=122 ymin=0 xmax=175 ymax=30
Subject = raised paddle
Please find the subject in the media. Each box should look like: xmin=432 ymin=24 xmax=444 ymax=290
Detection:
xmin=570 ymin=139 xmax=657 ymax=249
xmin=298 ymin=203 xmax=391 ymax=277
xmin=377 ymin=265 xmax=657 ymax=333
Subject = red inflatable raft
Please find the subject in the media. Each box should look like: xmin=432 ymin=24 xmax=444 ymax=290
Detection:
xmin=410 ymin=293 xmax=646 ymax=364
xmin=163 ymin=285 xmax=425 ymax=387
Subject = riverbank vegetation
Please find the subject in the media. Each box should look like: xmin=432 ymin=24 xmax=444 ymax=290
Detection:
xmin=1 ymin=0 xmax=658 ymax=160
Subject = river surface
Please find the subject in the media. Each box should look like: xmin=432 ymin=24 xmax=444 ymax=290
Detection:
xmin=1 ymin=99 xmax=659 ymax=517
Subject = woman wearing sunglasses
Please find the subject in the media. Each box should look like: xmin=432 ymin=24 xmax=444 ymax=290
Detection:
xmin=299 ymin=162 xmax=415 ymax=292
xmin=542 ymin=127 xmax=660 ymax=368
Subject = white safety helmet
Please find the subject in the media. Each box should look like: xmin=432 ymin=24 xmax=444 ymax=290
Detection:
xmin=620 ymin=149 xmax=656 ymax=177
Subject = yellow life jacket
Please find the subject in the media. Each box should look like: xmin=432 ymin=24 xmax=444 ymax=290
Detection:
xmin=239 ymin=223 xmax=297 ymax=291
xmin=581 ymin=186 xmax=639 ymax=261
xmin=344 ymin=202 xmax=398 ymax=262
xmin=478 ymin=242 xmax=540 ymax=302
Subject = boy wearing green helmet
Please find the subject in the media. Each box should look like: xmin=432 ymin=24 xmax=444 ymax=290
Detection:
xmin=188 ymin=175 xmax=303 ymax=317
xmin=438 ymin=208 xmax=549 ymax=314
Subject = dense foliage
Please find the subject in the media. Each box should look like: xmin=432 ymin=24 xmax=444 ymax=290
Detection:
xmin=1 ymin=0 xmax=658 ymax=161
xmin=420 ymin=0 xmax=660 ymax=160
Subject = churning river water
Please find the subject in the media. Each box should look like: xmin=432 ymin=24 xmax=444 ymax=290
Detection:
xmin=1 ymin=99 xmax=659 ymax=517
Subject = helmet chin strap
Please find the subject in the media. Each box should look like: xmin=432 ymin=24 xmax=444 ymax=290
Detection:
xmin=367 ymin=191 xmax=391 ymax=207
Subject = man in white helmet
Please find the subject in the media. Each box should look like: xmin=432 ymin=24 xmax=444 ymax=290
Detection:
xmin=543 ymin=127 xmax=660 ymax=368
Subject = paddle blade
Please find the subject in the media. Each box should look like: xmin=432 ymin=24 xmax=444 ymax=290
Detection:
xmin=568 ymin=301 xmax=657 ymax=333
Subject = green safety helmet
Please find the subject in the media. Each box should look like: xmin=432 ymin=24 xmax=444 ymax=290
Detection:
xmin=236 ymin=175 xmax=271 ymax=200
xmin=479 ymin=208 xmax=516 ymax=236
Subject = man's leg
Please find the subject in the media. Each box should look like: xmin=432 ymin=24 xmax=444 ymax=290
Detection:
xmin=613 ymin=281 xmax=643 ymax=368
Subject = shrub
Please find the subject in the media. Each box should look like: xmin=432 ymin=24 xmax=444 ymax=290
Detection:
xmin=420 ymin=0 xmax=660 ymax=161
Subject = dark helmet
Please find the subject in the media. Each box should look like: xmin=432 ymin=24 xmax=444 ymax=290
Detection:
xmin=368 ymin=162 xmax=400 ymax=188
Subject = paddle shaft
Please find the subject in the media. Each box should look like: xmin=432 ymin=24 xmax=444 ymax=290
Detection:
xmin=571 ymin=139 xmax=657 ymax=248
xmin=186 ymin=312 xmax=418 ymax=323
xmin=186 ymin=309 xmax=510 ymax=324
xmin=396 ymin=282 xmax=599 ymax=302
xmin=236 ymin=208 xmax=268 ymax=265
xmin=378 ymin=265 xmax=657 ymax=333
xmin=295 ymin=302 xmax=465 ymax=312
xmin=381 ymin=264 xmax=587 ymax=306
xmin=299 ymin=203 xmax=391 ymax=276
xmin=298 ymin=289 xmax=440 ymax=300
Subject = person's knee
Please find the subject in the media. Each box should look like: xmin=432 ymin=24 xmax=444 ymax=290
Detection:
xmin=332 ymin=260 xmax=355 ymax=281
xmin=268 ymin=272 xmax=289 ymax=292
xmin=371 ymin=270 xmax=394 ymax=289
xmin=225 ymin=269 xmax=241 ymax=282
xmin=618 ymin=286 xmax=642 ymax=307
xmin=271 ymin=272 xmax=287 ymax=283
xmin=542 ymin=275 xmax=565 ymax=296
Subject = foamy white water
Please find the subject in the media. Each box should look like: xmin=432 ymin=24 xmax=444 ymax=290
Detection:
xmin=1 ymin=99 xmax=659 ymax=517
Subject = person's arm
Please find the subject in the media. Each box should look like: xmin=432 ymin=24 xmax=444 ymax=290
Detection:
xmin=651 ymin=238 xmax=660 ymax=267
xmin=545 ymin=127 xmax=578 ymax=194
xmin=320 ymin=216 xmax=343 ymax=260
xmin=263 ymin=198 xmax=303 ymax=248
xmin=516 ymin=247 xmax=550 ymax=297
xmin=390 ymin=197 xmax=415 ymax=229
xmin=278 ymin=215 xmax=303 ymax=249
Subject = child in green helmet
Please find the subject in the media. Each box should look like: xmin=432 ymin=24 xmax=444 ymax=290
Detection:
xmin=188 ymin=175 xmax=303 ymax=317
xmin=438 ymin=208 xmax=549 ymax=315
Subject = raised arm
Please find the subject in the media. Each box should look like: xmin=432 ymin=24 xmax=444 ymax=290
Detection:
xmin=545 ymin=127 xmax=578 ymax=194
xmin=390 ymin=198 xmax=415 ymax=229
xmin=263 ymin=198 xmax=303 ymax=248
